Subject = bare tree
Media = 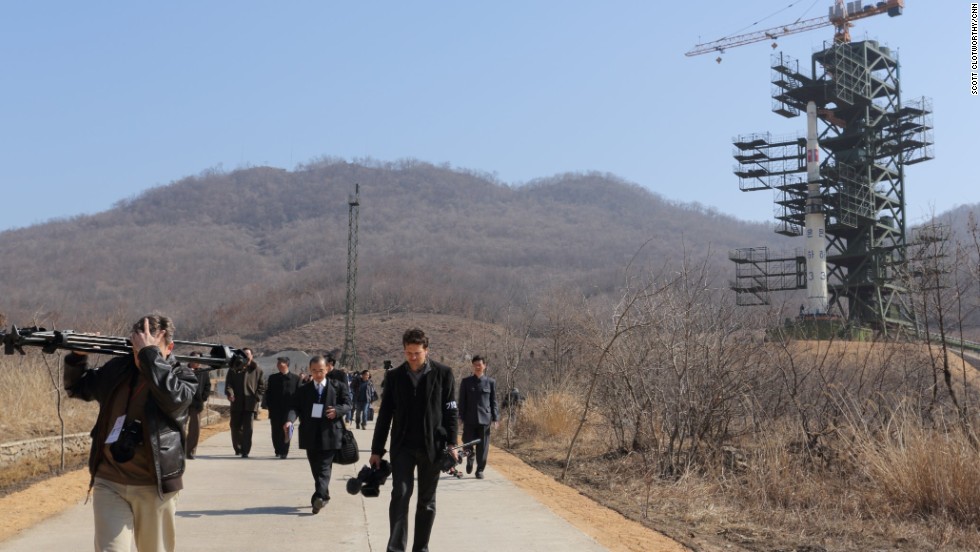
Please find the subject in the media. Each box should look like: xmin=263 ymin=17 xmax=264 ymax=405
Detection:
xmin=560 ymin=242 xmax=673 ymax=480
xmin=496 ymin=300 xmax=538 ymax=446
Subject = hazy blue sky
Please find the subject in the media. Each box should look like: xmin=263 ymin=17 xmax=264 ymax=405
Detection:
xmin=1 ymin=1 xmax=975 ymax=232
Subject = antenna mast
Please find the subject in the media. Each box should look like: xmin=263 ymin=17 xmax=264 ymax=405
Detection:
xmin=339 ymin=183 xmax=360 ymax=372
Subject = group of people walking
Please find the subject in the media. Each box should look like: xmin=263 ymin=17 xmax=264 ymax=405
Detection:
xmin=220 ymin=352 xmax=379 ymax=461
xmin=63 ymin=314 xmax=501 ymax=552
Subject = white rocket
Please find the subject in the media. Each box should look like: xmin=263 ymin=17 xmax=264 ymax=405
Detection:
xmin=804 ymin=101 xmax=829 ymax=315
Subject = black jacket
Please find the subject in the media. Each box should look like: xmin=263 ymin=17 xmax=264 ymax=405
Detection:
xmin=191 ymin=369 xmax=212 ymax=411
xmin=64 ymin=347 xmax=197 ymax=497
xmin=287 ymin=378 xmax=351 ymax=450
xmin=263 ymin=371 xmax=301 ymax=420
xmin=371 ymin=360 xmax=458 ymax=462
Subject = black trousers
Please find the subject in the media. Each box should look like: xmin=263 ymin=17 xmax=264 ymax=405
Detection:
xmin=185 ymin=406 xmax=203 ymax=456
xmin=462 ymin=423 xmax=491 ymax=471
xmin=269 ymin=414 xmax=291 ymax=457
xmin=229 ymin=409 xmax=254 ymax=455
xmin=305 ymin=448 xmax=337 ymax=503
xmin=388 ymin=448 xmax=441 ymax=552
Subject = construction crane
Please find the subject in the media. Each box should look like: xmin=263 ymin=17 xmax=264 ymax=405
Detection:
xmin=685 ymin=0 xmax=904 ymax=59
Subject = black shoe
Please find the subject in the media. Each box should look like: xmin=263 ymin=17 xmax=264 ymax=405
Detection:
xmin=475 ymin=471 xmax=484 ymax=479
xmin=186 ymin=453 xmax=195 ymax=460
xmin=466 ymin=457 xmax=474 ymax=474
xmin=241 ymin=454 xmax=249 ymax=459
xmin=312 ymin=497 xmax=325 ymax=514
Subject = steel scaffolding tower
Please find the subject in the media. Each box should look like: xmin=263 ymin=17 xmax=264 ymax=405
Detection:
xmin=338 ymin=184 xmax=360 ymax=371
xmin=730 ymin=40 xmax=933 ymax=335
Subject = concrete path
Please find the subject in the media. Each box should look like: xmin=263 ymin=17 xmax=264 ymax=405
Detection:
xmin=0 ymin=421 xmax=608 ymax=551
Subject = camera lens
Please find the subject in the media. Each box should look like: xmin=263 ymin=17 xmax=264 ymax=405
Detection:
xmin=109 ymin=419 xmax=143 ymax=463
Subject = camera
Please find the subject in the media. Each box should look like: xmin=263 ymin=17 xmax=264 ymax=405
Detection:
xmin=109 ymin=419 xmax=144 ymax=463
xmin=346 ymin=460 xmax=392 ymax=497
xmin=438 ymin=439 xmax=480 ymax=478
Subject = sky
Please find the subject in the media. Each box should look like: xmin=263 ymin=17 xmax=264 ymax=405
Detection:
xmin=1 ymin=1 xmax=976 ymax=232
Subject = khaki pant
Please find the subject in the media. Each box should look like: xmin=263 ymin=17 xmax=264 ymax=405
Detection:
xmin=93 ymin=478 xmax=178 ymax=551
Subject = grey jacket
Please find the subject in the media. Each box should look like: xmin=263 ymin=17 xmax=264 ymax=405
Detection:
xmin=458 ymin=374 xmax=498 ymax=426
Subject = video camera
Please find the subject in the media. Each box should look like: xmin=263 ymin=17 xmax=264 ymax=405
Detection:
xmin=0 ymin=325 xmax=248 ymax=371
xmin=346 ymin=459 xmax=392 ymax=497
xmin=438 ymin=439 xmax=481 ymax=478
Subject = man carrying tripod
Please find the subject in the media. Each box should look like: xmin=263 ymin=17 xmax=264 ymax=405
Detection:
xmin=64 ymin=314 xmax=198 ymax=551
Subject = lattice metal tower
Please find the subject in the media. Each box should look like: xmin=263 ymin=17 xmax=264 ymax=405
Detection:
xmin=729 ymin=40 xmax=933 ymax=335
xmin=338 ymin=184 xmax=360 ymax=371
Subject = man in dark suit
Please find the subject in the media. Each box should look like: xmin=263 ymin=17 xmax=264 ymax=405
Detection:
xmin=458 ymin=355 xmax=498 ymax=479
xmin=263 ymin=356 xmax=300 ymax=459
xmin=185 ymin=351 xmax=212 ymax=459
xmin=225 ymin=347 xmax=266 ymax=458
xmin=285 ymin=355 xmax=351 ymax=514
xmin=371 ymin=328 xmax=458 ymax=552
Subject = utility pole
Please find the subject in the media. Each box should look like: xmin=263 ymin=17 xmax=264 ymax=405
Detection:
xmin=338 ymin=183 xmax=360 ymax=372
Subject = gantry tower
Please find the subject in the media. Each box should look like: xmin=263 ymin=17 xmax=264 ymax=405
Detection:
xmin=338 ymin=184 xmax=360 ymax=371
xmin=729 ymin=40 xmax=933 ymax=335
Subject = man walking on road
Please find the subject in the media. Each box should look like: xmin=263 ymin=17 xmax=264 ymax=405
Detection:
xmin=354 ymin=369 xmax=377 ymax=430
xmin=371 ymin=328 xmax=458 ymax=552
xmin=185 ymin=351 xmax=212 ymax=459
xmin=285 ymin=355 xmax=351 ymax=514
xmin=225 ymin=347 xmax=265 ymax=458
xmin=458 ymin=355 xmax=498 ymax=479
xmin=263 ymin=356 xmax=300 ymax=458
xmin=64 ymin=314 xmax=197 ymax=551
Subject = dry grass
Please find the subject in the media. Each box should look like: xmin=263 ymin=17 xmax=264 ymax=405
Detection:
xmin=517 ymin=391 xmax=585 ymax=443
xmin=506 ymin=390 xmax=980 ymax=551
xmin=0 ymin=355 xmax=98 ymax=442
xmin=852 ymin=409 xmax=980 ymax=526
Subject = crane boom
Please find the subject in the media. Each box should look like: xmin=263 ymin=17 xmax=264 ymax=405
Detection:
xmin=685 ymin=15 xmax=830 ymax=57
xmin=685 ymin=0 xmax=904 ymax=57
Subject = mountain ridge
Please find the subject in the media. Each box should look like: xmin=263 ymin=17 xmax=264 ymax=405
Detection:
xmin=1 ymin=158 xmax=974 ymax=339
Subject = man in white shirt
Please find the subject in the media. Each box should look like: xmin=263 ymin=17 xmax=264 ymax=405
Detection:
xmin=285 ymin=356 xmax=351 ymax=514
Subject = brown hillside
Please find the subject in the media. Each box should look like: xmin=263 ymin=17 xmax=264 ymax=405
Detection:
xmin=0 ymin=160 xmax=778 ymax=339
xmin=248 ymin=311 xmax=510 ymax=374
xmin=786 ymin=339 xmax=980 ymax=377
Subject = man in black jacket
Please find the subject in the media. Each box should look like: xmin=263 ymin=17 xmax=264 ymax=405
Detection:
xmin=185 ymin=351 xmax=212 ymax=459
xmin=64 ymin=314 xmax=197 ymax=551
xmin=458 ymin=355 xmax=498 ymax=478
xmin=285 ymin=355 xmax=351 ymax=514
xmin=264 ymin=356 xmax=300 ymax=458
xmin=353 ymin=369 xmax=378 ymax=429
xmin=371 ymin=328 xmax=458 ymax=552
xmin=225 ymin=347 xmax=266 ymax=458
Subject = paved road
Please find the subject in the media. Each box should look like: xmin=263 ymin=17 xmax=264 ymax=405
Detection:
xmin=0 ymin=421 xmax=608 ymax=552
